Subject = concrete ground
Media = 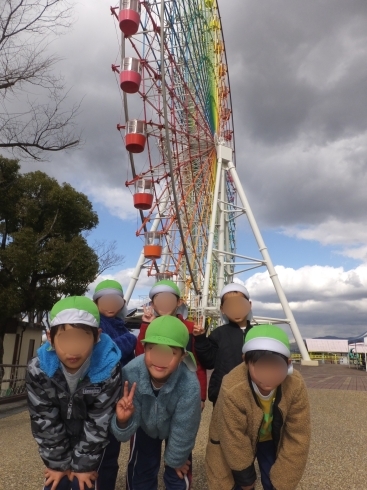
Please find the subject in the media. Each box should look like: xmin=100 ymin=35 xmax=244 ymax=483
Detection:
xmin=0 ymin=364 xmax=366 ymax=490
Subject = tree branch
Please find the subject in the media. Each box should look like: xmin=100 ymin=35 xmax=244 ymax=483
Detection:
xmin=35 ymin=208 xmax=59 ymax=243
xmin=93 ymin=240 xmax=125 ymax=276
xmin=0 ymin=0 xmax=79 ymax=160
xmin=0 ymin=89 xmax=81 ymax=160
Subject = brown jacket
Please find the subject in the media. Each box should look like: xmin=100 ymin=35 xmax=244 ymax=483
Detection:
xmin=205 ymin=363 xmax=311 ymax=490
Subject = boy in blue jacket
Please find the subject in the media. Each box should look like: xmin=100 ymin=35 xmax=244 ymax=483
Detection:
xmin=111 ymin=316 xmax=201 ymax=490
xmin=93 ymin=279 xmax=137 ymax=489
xmin=26 ymin=296 xmax=121 ymax=490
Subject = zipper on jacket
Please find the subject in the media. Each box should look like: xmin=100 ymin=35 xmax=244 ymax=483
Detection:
xmin=275 ymin=406 xmax=284 ymax=456
xmin=65 ymin=383 xmax=88 ymax=420
xmin=67 ymin=399 xmax=73 ymax=419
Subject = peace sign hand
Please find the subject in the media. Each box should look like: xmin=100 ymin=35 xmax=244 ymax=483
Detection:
xmin=116 ymin=381 xmax=137 ymax=427
xmin=142 ymin=305 xmax=156 ymax=323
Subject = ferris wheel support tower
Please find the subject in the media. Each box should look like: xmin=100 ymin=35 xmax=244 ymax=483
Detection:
xmin=200 ymin=141 xmax=316 ymax=365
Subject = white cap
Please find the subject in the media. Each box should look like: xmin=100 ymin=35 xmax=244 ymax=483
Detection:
xmin=220 ymin=283 xmax=250 ymax=301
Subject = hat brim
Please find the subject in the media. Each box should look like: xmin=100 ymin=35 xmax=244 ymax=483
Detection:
xmin=49 ymin=308 xmax=99 ymax=329
xmin=93 ymin=288 xmax=124 ymax=301
xmin=149 ymin=285 xmax=180 ymax=299
xmin=242 ymin=337 xmax=290 ymax=358
xmin=141 ymin=335 xmax=185 ymax=348
xmin=176 ymin=303 xmax=188 ymax=320
xmin=220 ymin=283 xmax=250 ymax=300
xmin=183 ymin=351 xmax=197 ymax=372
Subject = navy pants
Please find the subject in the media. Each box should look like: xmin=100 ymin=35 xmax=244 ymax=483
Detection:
xmin=234 ymin=440 xmax=276 ymax=490
xmin=97 ymin=431 xmax=121 ymax=489
xmin=126 ymin=427 xmax=192 ymax=490
xmin=44 ymin=476 xmax=91 ymax=490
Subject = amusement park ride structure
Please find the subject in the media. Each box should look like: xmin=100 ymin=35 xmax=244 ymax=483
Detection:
xmin=110 ymin=0 xmax=316 ymax=364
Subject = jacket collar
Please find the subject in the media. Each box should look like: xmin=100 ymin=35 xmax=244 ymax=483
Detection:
xmin=37 ymin=333 xmax=121 ymax=383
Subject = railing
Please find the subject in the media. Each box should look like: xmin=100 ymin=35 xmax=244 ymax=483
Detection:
xmin=0 ymin=365 xmax=28 ymax=405
xmin=291 ymin=353 xmax=348 ymax=364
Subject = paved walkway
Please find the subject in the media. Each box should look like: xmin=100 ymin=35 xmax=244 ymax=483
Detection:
xmin=1 ymin=365 xmax=366 ymax=489
xmin=295 ymin=363 xmax=367 ymax=391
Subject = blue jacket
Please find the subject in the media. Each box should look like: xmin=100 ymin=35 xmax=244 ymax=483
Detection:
xmin=26 ymin=334 xmax=121 ymax=472
xmin=99 ymin=314 xmax=137 ymax=366
xmin=111 ymin=355 xmax=201 ymax=468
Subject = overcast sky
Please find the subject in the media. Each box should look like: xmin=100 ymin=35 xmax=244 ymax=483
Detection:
xmin=16 ymin=0 xmax=367 ymax=339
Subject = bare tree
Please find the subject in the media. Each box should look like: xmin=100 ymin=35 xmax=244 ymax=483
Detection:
xmin=0 ymin=0 xmax=80 ymax=160
xmin=93 ymin=239 xmax=125 ymax=276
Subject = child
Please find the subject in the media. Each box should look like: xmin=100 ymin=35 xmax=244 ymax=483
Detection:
xmin=111 ymin=315 xmax=202 ymax=490
xmin=136 ymin=279 xmax=207 ymax=408
xmin=26 ymin=296 xmax=122 ymax=490
xmin=93 ymin=279 xmax=137 ymax=365
xmin=193 ymin=283 xmax=253 ymax=405
xmin=93 ymin=279 xmax=137 ymax=489
xmin=205 ymin=324 xmax=311 ymax=490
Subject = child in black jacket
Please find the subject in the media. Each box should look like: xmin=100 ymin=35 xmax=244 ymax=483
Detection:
xmin=193 ymin=283 xmax=253 ymax=405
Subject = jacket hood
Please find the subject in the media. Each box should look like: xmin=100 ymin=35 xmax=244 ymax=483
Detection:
xmin=37 ymin=333 xmax=121 ymax=383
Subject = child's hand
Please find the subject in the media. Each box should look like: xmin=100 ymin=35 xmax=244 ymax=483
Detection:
xmin=142 ymin=305 xmax=156 ymax=323
xmin=44 ymin=468 xmax=70 ymax=490
xmin=193 ymin=318 xmax=205 ymax=336
xmin=174 ymin=459 xmax=191 ymax=479
xmin=69 ymin=471 xmax=98 ymax=490
xmin=116 ymin=381 xmax=136 ymax=427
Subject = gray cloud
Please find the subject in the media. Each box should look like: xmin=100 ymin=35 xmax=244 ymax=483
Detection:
xmin=220 ymin=0 xmax=367 ymax=228
xmin=223 ymin=0 xmax=367 ymax=143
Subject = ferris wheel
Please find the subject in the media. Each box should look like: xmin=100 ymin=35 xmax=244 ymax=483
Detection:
xmin=110 ymin=0 xmax=312 ymax=362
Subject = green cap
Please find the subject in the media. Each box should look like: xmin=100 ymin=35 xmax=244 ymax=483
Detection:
xmin=93 ymin=279 xmax=124 ymax=301
xmin=149 ymin=280 xmax=181 ymax=299
xmin=50 ymin=296 xmax=100 ymax=329
xmin=143 ymin=315 xmax=188 ymax=347
xmin=242 ymin=324 xmax=291 ymax=358
xmin=142 ymin=316 xmax=196 ymax=372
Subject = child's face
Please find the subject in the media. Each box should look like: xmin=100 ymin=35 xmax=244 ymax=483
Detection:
xmin=220 ymin=292 xmax=251 ymax=324
xmin=97 ymin=295 xmax=125 ymax=317
xmin=48 ymin=324 xmax=100 ymax=374
xmin=248 ymin=354 xmax=290 ymax=394
xmin=152 ymin=293 xmax=181 ymax=317
xmin=144 ymin=343 xmax=185 ymax=382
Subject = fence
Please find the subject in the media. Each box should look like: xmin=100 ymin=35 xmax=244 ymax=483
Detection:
xmin=291 ymin=353 xmax=347 ymax=364
xmin=0 ymin=364 xmax=28 ymax=405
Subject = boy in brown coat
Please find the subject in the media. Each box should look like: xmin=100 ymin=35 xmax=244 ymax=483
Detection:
xmin=205 ymin=324 xmax=310 ymax=490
